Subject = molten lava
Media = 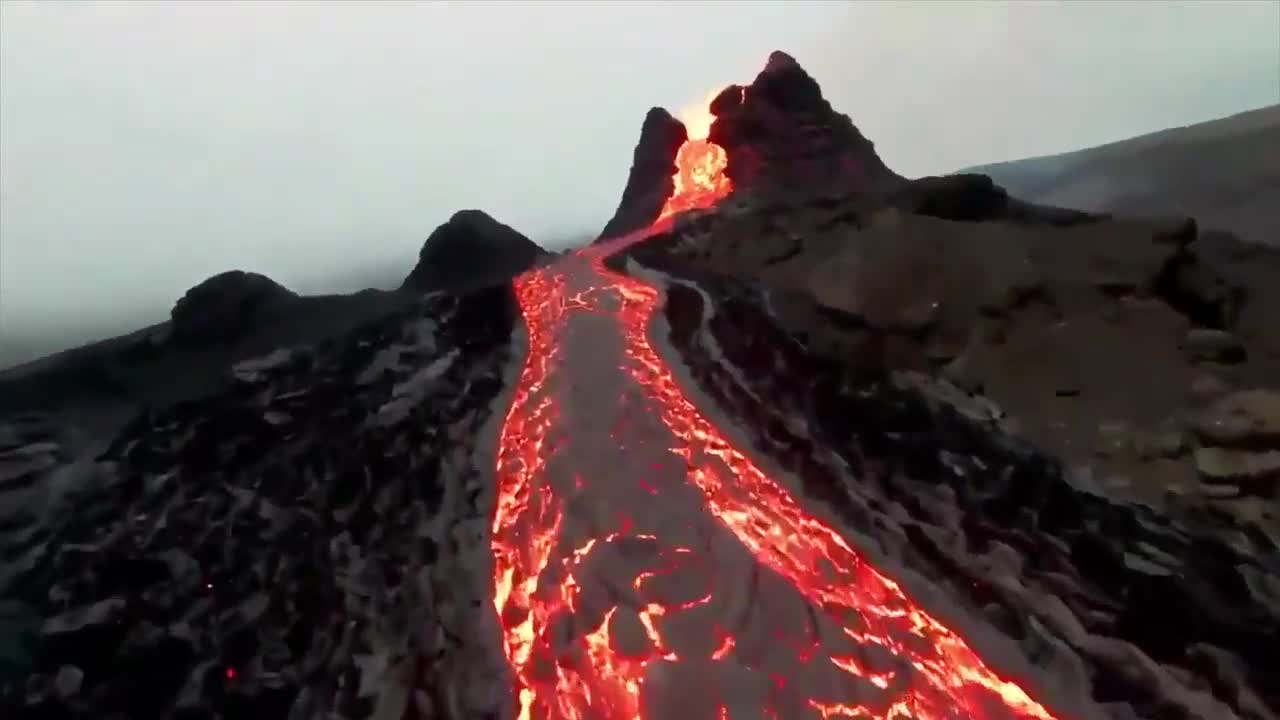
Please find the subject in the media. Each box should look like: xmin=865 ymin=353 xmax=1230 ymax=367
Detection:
xmin=491 ymin=93 xmax=1062 ymax=719
xmin=658 ymin=94 xmax=733 ymax=220
xmin=658 ymin=139 xmax=731 ymax=221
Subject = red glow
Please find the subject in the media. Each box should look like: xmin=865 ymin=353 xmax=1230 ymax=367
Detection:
xmin=658 ymin=139 xmax=731 ymax=221
xmin=658 ymin=97 xmax=733 ymax=220
xmin=491 ymin=94 xmax=1062 ymax=719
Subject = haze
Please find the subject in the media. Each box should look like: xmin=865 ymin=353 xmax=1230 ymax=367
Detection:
xmin=2 ymin=0 xmax=1278 ymax=369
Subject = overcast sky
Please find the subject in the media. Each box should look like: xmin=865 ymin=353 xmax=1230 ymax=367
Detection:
xmin=2 ymin=0 xmax=1278 ymax=368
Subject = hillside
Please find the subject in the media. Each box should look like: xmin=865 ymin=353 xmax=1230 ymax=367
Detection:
xmin=0 ymin=210 xmax=547 ymax=423
xmin=966 ymin=104 xmax=1280 ymax=247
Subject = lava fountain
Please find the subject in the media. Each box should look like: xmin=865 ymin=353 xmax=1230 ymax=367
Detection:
xmin=658 ymin=91 xmax=733 ymax=222
xmin=492 ymin=89 xmax=1062 ymax=720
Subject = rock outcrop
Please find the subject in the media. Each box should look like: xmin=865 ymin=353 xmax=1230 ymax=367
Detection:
xmin=599 ymin=50 xmax=907 ymax=241
xmin=401 ymin=209 xmax=548 ymax=292
xmin=599 ymin=108 xmax=687 ymax=240
xmin=707 ymin=51 xmax=901 ymax=195
xmin=1193 ymin=389 xmax=1280 ymax=497
xmin=888 ymin=172 xmax=1103 ymax=226
xmin=169 ymin=271 xmax=298 ymax=346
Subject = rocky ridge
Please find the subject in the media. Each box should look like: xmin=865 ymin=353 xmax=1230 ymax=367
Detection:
xmin=0 ymin=211 xmax=546 ymax=423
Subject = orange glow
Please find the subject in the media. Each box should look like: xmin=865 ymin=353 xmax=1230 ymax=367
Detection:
xmin=658 ymin=89 xmax=733 ymax=220
xmin=658 ymin=140 xmax=731 ymax=221
xmin=491 ymin=91 xmax=1063 ymax=720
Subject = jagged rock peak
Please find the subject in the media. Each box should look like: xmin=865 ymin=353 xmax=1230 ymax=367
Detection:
xmin=764 ymin=50 xmax=800 ymax=72
xmin=401 ymin=209 xmax=548 ymax=292
xmin=600 ymin=50 xmax=904 ymax=238
xmin=598 ymin=107 xmax=688 ymax=241
xmin=708 ymin=50 xmax=901 ymax=193
xmin=170 ymin=270 xmax=298 ymax=346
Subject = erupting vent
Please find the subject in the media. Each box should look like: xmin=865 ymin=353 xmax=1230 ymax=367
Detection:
xmin=659 ymin=92 xmax=734 ymax=220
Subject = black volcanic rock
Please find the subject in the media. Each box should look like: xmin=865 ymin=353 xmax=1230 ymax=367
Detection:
xmin=3 ymin=286 xmax=521 ymax=717
xmin=888 ymin=173 xmax=1103 ymax=226
xmin=170 ymin=271 xmax=298 ymax=346
xmin=707 ymin=50 xmax=901 ymax=194
xmin=402 ymin=209 xmax=547 ymax=292
xmin=599 ymin=108 xmax=688 ymax=240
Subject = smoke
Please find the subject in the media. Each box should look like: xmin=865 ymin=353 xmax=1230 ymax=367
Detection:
xmin=2 ymin=0 xmax=1277 ymax=369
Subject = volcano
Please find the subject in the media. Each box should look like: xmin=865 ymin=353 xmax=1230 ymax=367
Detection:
xmin=4 ymin=51 xmax=1280 ymax=720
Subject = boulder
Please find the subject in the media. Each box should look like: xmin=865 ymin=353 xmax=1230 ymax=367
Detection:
xmin=1190 ymin=389 xmax=1280 ymax=498
xmin=1183 ymin=230 xmax=1280 ymax=357
xmin=1192 ymin=389 xmax=1280 ymax=447
xmin=599 ymin=51 xmax=906 ymax=240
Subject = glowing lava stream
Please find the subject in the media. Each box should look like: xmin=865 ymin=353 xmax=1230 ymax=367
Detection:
xmin=492 ymin=105 xmax=1063 ymax=720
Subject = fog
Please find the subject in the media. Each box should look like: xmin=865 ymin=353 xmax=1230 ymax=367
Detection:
xmin=2 ymin=0 xmax=1278 ymax=369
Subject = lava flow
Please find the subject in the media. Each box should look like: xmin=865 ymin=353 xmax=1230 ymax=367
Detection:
xmin=491 ymin=96 xmax=1063 ymax=720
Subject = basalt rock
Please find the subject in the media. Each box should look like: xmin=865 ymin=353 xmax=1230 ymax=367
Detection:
xmin=707 ymin=51 xmax=901 ymax=195
xmin=169 ymin=271 xmax=298 ymax=346
xmin=598 ymin=108 xmax=688 ymax=240
xmin=889 ymin=173 xmax=1104 ymax=226
xmin=402 ymin=209 xmax=548 ymax=292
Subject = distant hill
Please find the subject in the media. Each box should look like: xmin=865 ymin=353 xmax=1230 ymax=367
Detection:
xmin=0 ymin=210 xmax=547 ymax=420
xmin=965 ymin=104 xmax=1280 ymax=247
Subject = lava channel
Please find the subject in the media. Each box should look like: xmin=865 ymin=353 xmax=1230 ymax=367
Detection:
xmin=492 ymin=96 xmax=1064 ymax=720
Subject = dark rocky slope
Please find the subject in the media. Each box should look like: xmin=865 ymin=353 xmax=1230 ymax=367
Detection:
xmin=706 ymin=50 xmax=900 ymax=196
xmin=402 ymin=210 xmax=549 ymax=293
xmin=1 ymin=287 xmax=521 ymax=718
xmin=605 ymin=50 xmax=1280 ymax=543
xmin=0 ymin=211 xmax=546 ymax=423
xmin=608 ymin=238 xmax=1280 ymax=720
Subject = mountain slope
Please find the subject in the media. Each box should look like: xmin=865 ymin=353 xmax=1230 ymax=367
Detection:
xmin=966 ymin=105 xmax=1280 ymax=247
xmin=608 ymin=51 xmax=1280 ymax=548
xmin=0 ymin=211 xmax=548 ymax=422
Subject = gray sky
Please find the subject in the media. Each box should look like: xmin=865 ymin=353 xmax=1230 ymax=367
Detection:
xmin=2 ymin=0 xmax=1278 ymax=368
